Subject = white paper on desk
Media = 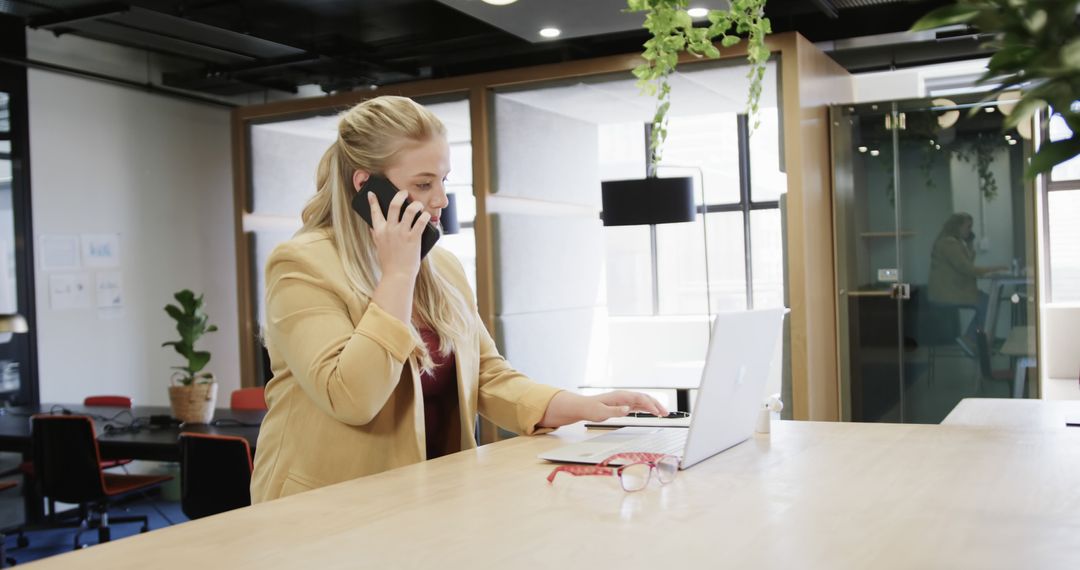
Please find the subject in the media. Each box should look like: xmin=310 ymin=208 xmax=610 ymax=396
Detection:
xmin=95 ymin=271 xmax=123 ymax=308
xmin=39 ymin=235 xmax=81 ymax=271
xmin=49 ymin=273 xmax=91 ymax=310
xmin=81 ymin=233 xmax=121 ymax=268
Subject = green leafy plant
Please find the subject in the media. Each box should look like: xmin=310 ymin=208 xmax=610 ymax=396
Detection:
xmin=162 ymin=289 xmax=218 ymax=386
xmin=627 ymin=0 xmax=771 ymax=169
xmin=912 ymin=0 xmax=1080 ymax=179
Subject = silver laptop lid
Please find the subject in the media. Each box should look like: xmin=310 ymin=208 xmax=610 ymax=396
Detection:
xmin=680 ymin=308 xmax=786 ymax=469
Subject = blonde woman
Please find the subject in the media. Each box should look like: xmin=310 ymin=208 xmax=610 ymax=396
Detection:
xmin=251 ymin=96 xmax=666 ymax=503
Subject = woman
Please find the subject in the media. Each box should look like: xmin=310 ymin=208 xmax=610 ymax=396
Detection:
xmin=251 ymin=96 xmax=666 ymax=503
xmin=928 ymin=212 xmax=1006 ymax=349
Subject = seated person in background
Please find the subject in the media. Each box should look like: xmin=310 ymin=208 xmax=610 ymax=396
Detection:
xmin=928 ymin=212 xmax=1007 ymax=353
xmin=251 ymin=96 xmax=665 ymax=503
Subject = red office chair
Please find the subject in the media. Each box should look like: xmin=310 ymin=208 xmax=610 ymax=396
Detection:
xmin=83 ymin=395 xmax=133 ymax=408
xmin=31 ymin=415 xmax=172 ymax=549
xmin=84 ymin=395 xmax=135 ymax=470
xmin=179 ymin=433 xmax=253 ymax=519
xmin=0 ymin=481 xmax=18 ymax=567
xmin=230 ymin=387 xmax=267 ymax=411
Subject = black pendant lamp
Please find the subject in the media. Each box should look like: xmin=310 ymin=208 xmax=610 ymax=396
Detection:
xmin=600 ymin=177 xmax=696 ymax=227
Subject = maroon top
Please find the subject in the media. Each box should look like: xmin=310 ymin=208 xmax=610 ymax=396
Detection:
xmin=418 ymin=326 xmax=458 ymax=460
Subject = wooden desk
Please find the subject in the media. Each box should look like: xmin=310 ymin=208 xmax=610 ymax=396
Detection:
xmin=0 ymin=404 xmax=264 ymax=461
xmin=942 ymin=397 xmax=1080 ymax=431
xmin=22 ymin=419 xmax=1080 ymax=569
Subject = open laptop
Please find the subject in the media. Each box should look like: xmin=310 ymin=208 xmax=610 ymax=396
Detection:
xmin=539 ymin=308 xmax=786 ymax=470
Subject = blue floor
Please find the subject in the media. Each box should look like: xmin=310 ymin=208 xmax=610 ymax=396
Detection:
xmin=2 ymin=477 xmax=188 ymax=566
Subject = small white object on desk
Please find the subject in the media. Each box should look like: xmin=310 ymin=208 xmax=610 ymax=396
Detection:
xmin=756 ymin=394 xmax=783 ymax=434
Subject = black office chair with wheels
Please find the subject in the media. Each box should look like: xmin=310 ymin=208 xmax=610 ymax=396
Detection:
xmin=31 ymin=415 xmax=173 ymax=549
xmin=179 ymin=433 xmax=252 ymax=519
xmin=0 ymin=480 xmax=19 ymax=567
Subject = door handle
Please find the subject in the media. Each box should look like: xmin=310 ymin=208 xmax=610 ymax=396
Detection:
xmin=890 ymin=283 xmax=910 ymax=300
xmin=846 ymin=290 xmax=893 ymax=298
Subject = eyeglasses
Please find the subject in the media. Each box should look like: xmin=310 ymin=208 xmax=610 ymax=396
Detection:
xmin=546 ymin=452 xmax=680 ymax=492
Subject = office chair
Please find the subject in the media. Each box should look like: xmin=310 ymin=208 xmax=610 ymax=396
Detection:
xmin=84 ymin=395 xmax=135 ymax=470
xmin=0 ymin=480 xmax=19 ymax=567
xmin=83 ymin=395 xmax=133 ymax=408
xmin=179 ymin=433 xmax=252 ymax=519
xmin=919 ymin=303 xmax=971 ymax=387
xmin=31 ymin=415 xmax=172 ymax=549
xmin=230 ymin=387 xmax=267 ymax=411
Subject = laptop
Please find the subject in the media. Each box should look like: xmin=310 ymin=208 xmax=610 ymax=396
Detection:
xmin=539 ymin=308 xmax=786 ymax=470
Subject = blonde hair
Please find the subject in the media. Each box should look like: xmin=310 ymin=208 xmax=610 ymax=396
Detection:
xmin=299 ymin=96 xmax=472 ymax=371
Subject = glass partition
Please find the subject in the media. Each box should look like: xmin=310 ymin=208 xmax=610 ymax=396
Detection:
xmin=833 ymin=93 xmax=1038 ymax=423
xmin=245 ymin=95 xmax=476 ymax=382
xmin=489 ymin=59 xmax=787 ymax=404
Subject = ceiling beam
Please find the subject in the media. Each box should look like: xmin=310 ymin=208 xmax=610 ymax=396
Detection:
xmin=28 ymin=2 xmax=130 ymax=29
xmin=808 ymin=0 xmax=839 ymax=19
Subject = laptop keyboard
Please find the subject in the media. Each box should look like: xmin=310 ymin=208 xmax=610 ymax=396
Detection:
xmin=604 ymin=429 xmax=687 ymax=457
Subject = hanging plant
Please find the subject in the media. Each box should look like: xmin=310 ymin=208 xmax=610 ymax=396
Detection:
xmin=912 ymin=0 xmax=1080 ymax=179
xmin=627 ymin=0 xmax=771 ymax=170
xmin=953 ymin=133 xmax=1004 ymax=202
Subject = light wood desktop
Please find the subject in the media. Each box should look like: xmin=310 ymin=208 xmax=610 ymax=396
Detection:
xmin=24 ymin=408 xmax=1080 ymax=569
xmin=943 ymin=397 xmax=1080 ymax=431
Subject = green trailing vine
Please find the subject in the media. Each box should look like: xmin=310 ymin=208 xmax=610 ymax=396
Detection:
xmin=953 ymin=133 xmax=1003 ymax=202
xmin=627 ymin=0 xmax=771 ymax=170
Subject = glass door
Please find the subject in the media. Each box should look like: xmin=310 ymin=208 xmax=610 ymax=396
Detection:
xmin=833 ymin=102 xmax=906 ymax=422
xmin=833 ymin=93 xmax=1037 ymax=424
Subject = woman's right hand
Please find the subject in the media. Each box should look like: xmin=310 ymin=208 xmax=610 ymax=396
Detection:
xmin=368 ymin=190 xmax=431 ymax=281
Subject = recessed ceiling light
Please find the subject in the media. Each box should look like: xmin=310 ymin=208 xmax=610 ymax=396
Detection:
xmin=870 ymin=149 xmax=880 ymax=157
xmin=539 ymin=27 xmax=561 ymax=38
xmin=687 ymin=7 xmax=709 ymax=18
xmin=857 ymin=146 xmax=868 ymax=153
xmin=482 ymin=0 xmax=519 ymax=5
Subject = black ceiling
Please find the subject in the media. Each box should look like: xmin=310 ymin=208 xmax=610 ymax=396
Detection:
xmin=2 ymin=0 xmax=961 ymax=97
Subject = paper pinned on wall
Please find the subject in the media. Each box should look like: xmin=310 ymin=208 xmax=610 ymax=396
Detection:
xmin=81 ymin=234 xmax=121 ymax=268
xmin=96 ymin=271 xmax=123 ymax=308
xmin=49 ymin=273 xmax=91 ymax=310
xmin=39 ymin=235 xmax=81 ymax=271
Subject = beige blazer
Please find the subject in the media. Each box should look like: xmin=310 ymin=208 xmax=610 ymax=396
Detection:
xmin=928 ymin=235 xmax=979 ymax=305
xmin=251 ymin=230 xmax=561 ymax=503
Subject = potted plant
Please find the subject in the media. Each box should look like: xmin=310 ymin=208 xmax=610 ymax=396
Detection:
xmin=912 ymin=0 xmax=1080 ymax=178
xmin=162 ymin=289 xmax=219 ymax=423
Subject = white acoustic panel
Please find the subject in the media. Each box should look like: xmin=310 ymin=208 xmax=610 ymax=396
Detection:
xmin=495 ymin=307 xmax=609 ymax=392
xmin=491 ymin=212 xmax=606 ymax=315
xmin=492 ymin=96 xmax=600 ymax=207
xmin=250 ymin=125 xmax=331 ymax=218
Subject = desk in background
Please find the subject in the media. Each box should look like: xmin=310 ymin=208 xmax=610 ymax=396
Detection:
xmin=21 ymin=410 xmax=1080 ymax=569
xmin=0 ymin=404 xmax=264 ymax=522
xmin=942 ymin=397 xmax=1080 ymax=430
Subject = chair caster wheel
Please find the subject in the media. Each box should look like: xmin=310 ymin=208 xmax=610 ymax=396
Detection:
xmin=16 ymin=536 xmax=28 ymax=548
xmin=140 ymin=526 xmax=149 ymax=533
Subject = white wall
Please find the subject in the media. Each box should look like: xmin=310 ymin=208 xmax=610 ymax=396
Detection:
xmin=28 ymin=69 xmax=239 ymax=406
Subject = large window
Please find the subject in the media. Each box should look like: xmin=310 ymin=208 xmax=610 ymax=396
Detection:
xmin=600 ymin=107 xmax=786 ymax=316
xmin=1046 ymin=113 xmax=1080 ymax=302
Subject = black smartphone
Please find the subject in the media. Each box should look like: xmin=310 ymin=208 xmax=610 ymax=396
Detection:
xmin=351 ymin=174 xmax=440 ymax=259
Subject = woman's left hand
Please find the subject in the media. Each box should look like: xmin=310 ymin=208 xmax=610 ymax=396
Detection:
xmin=537 ymin=390 xmax=669 ymax=428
